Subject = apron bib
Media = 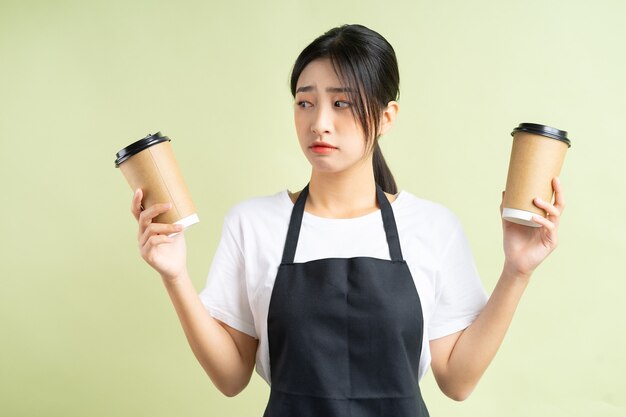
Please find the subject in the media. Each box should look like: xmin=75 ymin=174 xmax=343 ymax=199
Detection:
xmin=264 ymin=183 xmax=429 ymax=417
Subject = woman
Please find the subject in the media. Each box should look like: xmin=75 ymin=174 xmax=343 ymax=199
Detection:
xmin=130 ymin=24 xmax=565 ymax=416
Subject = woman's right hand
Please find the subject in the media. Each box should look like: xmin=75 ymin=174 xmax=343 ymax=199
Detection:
xmin=131 ymin=188 xmax=188 ymax=282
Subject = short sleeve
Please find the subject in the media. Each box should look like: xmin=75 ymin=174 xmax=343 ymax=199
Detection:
xmin=198 ymin=210 xmax=257 ymax=339
xmin=428 ymin=220 xmax=488 ymax=340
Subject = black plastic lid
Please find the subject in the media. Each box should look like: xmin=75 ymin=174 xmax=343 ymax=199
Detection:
xmin=115 ymin=132 xmax=171 ymax=167
xmin=511 ymin=123 xmax=571 ymax=148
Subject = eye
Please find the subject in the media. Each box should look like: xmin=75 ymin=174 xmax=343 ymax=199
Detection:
xmin=296 ymin=101 xmax=312 ymax=108
xmin=334 ymin=100 xmax=351 ymax=108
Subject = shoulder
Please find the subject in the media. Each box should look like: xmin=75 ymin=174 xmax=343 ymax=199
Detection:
xmin=395 ymin=190 xmax=462 ymax=226
xmin=223 ymin=189 xmax=292 ymax=230
xmin=217 ymin=190 xmax=292 ymax=260
xmin=394 ymin=190 xmax=464 ymax=240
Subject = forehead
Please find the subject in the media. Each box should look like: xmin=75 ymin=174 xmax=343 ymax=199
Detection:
xmin=296 ymin=58 xmax=345 ymax=89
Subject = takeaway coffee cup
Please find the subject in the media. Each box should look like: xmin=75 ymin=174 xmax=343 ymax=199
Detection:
xmin=502 ymin=123 xmax=571 ymax=227
xmin=115 ymin=132 xmax=199 ymax=233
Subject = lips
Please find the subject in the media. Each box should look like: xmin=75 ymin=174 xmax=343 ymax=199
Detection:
xmin=310 ymin=142 xmax=338 ymax=155
xmin=309 ymin=141 xmax=337 ymax=149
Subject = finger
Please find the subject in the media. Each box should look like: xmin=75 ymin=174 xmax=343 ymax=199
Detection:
xmin=500 ymin=190 xmax=505 ymax=214
xmin=534 ymin=197 xmax=561 ymax=218
xmin=142 ymin=234 xmax=176 ymax=257
xmin=532 ymin=214 xmax=559 ymax=247
xmin=131 ymin=188 xmax=143 ymax=221
xmin=533 ymin=197 xmax=561 ymax=230
xmin=531 ymin=214 xmax=556 ymax=232
xmin=139 ymin=223 xmax=183 ymax=247
xmin=553 ymin=177 xmax=565 ymax=213
xmin=138 ymin=202 xmax=172 ymax=228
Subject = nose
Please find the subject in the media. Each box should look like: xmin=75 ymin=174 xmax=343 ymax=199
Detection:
xmin=311 ymin=103 xmax=333 ymax=136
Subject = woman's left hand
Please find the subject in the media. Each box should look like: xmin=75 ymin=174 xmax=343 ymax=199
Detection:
xmin=501 ymin=177 xmax=565 ymax=278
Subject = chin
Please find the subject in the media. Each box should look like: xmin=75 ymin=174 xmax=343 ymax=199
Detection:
xmin=309 ymin=160 xmax=362 ymax=176
xmin=308 ymin=161 xmax=339 ymax=173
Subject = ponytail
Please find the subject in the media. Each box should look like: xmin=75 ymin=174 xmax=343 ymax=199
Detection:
xmin=372 ymin=141 xmax=397 ymax=194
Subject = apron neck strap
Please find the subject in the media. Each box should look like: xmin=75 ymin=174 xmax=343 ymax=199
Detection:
xmin=281 ymin=183 xmax=404 ymax=264
xmin=375 ymin=183 xmax=404 ymax=262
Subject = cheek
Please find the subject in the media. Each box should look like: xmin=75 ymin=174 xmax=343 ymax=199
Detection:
xmin=294 ymin=114 xmax=310 ymax=148
xmin=294 ymin=111 xmax=307 ymax=131
xmin=338 ymin=118 xmax=367 ymax=146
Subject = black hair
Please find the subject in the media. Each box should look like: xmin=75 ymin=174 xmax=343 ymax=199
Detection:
xmin=290 ymin=24 xmax=399 ymax=194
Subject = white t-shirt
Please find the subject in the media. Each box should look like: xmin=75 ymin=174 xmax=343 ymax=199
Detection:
xmin=199 ymin=188 xmax=488 ymax=385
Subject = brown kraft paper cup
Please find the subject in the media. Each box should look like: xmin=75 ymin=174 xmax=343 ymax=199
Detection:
xmin=502 ymin=123 xmax=571 ymax=227
xmin=115 ymin=132 xmax=199 ymax=235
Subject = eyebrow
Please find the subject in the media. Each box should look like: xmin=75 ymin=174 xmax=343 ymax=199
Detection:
xmin=295 ymin=85 xmax=353 ymax=93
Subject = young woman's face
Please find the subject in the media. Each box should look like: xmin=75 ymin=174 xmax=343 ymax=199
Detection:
xmin=294 ymin=58 xmax=372 ymax=174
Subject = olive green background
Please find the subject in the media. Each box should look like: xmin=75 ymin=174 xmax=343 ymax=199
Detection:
xmin=1 ymin=0 xmax=624 ymax=415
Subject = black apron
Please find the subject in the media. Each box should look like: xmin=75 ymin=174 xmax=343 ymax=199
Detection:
xmin=263 ymin=183 xmax=429 ymax=417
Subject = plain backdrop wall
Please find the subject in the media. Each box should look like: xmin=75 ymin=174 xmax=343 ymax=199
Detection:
xmin=1 ymin=0 xmax=624 ymax=416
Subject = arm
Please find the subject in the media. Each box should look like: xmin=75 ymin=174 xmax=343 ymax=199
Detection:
xmin=429 ymin=268 xmax=529 ymax=401
xmin=131 ymin=188 xmax=257 ymax=397
xmin=161 ymin=270 xmax=258 ymax=397
xmin=430 ymin=177 xmax=565 ymax=401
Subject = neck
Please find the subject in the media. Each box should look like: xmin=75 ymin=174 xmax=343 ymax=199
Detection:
xmin=306 ymin=156 xmax=379 ymax=218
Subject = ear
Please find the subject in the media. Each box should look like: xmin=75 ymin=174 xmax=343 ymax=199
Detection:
xmin=379 ymin=100 xmax=399 ymax=136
